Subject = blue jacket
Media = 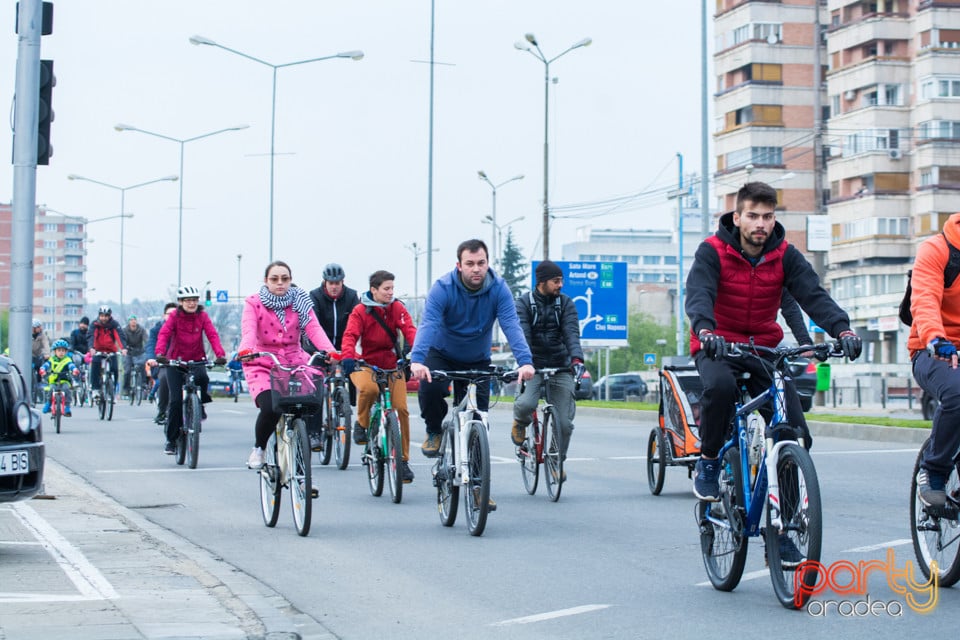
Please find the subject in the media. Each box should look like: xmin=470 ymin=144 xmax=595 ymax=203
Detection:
xmin=411 ymin=268 xmax=532 ymax=366
xmin=144 ymin=320 xmax=163 ymax=360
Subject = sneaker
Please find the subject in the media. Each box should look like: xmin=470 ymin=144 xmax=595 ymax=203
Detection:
xmin=918 ymin=468 xmax=947 ymax=508
xmin=401 ymin=461 xmax=415 ymax=484
xmin=64 ymin=408 xmax=72 ymax=417
xmin=201 ymin=405 xmax=208 ymax=421
xmin=421 ymin=433 xmax=442 ymax=458
xmin=310 ymin=432 xmax=324 ymax=452
xmin=353 ymin=422 xmax=368 ymax=445
xmin=549 ymin=466 xmax=567 ymax=483
xmin=154 ymin=411 xmax=167 ymax=425
xmin=247 ymin=447 xmax=265 ymax=469
xmin=164 ymin=441 xmax=176 ymax=455
xmin=693 ymin=457 xmax=721 ymax=502
xmin=42 ymin=402 xmax=50 ymax=414
xmin=511 ymin=421 xmax=526 ymax=446
xmin=777 ymin=535 xmax=804 ymax=569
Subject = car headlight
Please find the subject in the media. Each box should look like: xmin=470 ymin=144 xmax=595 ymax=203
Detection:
xmin=15 ymin=401 xmax=37 ymax=434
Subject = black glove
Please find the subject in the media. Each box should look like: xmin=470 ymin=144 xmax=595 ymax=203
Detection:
xmin=214 ymin=356 xmax=227 ymax=366
xmin=342 ymin=358 xmax=356 ymax=376
xmin=699 ymin=330 xmax=727 ymax=360
xmin=838 ymin=330 xmax=862 ymax=360
xmin=156 ymin=355 xmax=169 ymax=365
xmin=571 ymin=360 xmax=586 ymax=389
xmin=927 ymin=337 xmax=957 ymax=360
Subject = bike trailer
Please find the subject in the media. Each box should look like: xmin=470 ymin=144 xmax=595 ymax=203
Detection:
xmin=658 ymin=365 xmax=703 ymax=458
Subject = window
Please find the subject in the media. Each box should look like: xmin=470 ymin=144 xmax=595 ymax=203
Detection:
xmin=726 ymin=146 xmax=783 ymax=170
xmin=831 ymin=95 xmax=841 ymax=118
xmin=43 ymin=223 xmax=57 ymax=232
xmin=920 ymin=76 xmax=960 ymax=101
xmin=65 ymin=223 xmax=82 ymax=233
xmin=65 ymin=240 xmax=81 ymax=250
xmin=839 ymin=217 xmax=910 ymax=241
xmin=642 ymin=255 xmax=659 ymax=265
xmin=43 ymin=240 xmax=56 ymax=249
xmin=842 ymin=129 xmax=905 ymax=155
xmin=664 ymin=256 xmax=677 ymax=265
xmin=918 ymin=121 xmax=960 ymax=141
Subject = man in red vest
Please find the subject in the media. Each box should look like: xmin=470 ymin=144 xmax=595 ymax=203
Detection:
xmin=685 ymin=181 xmax=862 ymax=504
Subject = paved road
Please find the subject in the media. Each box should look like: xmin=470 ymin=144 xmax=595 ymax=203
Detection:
xmin=0 ymin=399 xmax=954 ymax=639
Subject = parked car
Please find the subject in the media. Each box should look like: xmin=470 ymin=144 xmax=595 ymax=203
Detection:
xmin=592 ymin=373 xmax=648 ymax=401
xmin=786 ymin=356 xmax=818 ymax=412
xmin=0 ymin=355 xmax=44 ymax=503
xmin=207 ymin=370 xmax=237 ymax=398
xmin=575 ymin=369 xmax=593 ymax=400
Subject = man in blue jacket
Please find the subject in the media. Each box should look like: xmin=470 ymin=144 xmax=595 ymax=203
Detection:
xmin=409 ymin=239 xmax=535 ymax=473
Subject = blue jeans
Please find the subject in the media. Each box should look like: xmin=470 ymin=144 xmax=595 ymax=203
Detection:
xmin=913 ymin=351 xmax=960 ymax=476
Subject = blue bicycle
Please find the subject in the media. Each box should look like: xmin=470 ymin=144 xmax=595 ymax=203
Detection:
xmin=696 ymin=341 xmax=844 ymax=609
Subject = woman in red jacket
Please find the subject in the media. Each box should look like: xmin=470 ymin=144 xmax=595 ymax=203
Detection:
xmin=341 ymin=270 xmax=417 ymax=483
xmin=153 ymin=285 xmax=227 ymax=455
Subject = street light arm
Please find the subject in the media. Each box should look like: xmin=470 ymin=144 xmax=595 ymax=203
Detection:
xmin=548 ymin=37 xmax=592 ymax=64
xmin=189 ymin=36 xmax=275 ymax=68
xmin=276 ymin=51 xmax=364 ymax=69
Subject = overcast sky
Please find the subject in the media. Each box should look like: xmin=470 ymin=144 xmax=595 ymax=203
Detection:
xmin=1 ymin=1 xmax=711 ymax=305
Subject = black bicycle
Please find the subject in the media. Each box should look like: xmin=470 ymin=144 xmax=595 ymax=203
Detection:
xmin=92 ymin=351 xmax=118 ymax=421
xmin=158 ymin=358 xmax=213 ymax=469
xmin=318 ymin=357 xmax=352 ymax=470
xmin=910 ymin=439 xmax=960 ymax=587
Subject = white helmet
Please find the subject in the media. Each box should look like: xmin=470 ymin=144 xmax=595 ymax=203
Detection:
xmin=177 ymin=285 xmax=201 ymax=299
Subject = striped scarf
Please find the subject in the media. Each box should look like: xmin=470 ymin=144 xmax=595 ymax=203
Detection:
xmin=258 ymin=285 xmax=313 ymax=329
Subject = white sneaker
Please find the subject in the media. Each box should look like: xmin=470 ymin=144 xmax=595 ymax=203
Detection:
xmin=247 ymin=447 xmax=265 ymax=469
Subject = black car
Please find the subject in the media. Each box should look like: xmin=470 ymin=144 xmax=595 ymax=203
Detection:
xmin=786 ymin=356 xmax=818 ymax=412
xmin=207 ymin=370 xmax=238 ymax=398
xmin=0 ymin=356 xmax=44 ymax=503
xmin=592 ymin=373 xmax=648 ymax=401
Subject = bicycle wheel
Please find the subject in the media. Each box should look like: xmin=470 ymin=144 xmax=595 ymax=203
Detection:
xmin=105 ymin=374 xmax=115 ymax=421
xmin=519 ymin=415 xmax=540 ymax=496
xmin=318 ymin=407 xmax=333 ymax=466
xmin=53 ymin=393 xmax=62 ymax=434
xmin=765 ymin=442 xmax=822 ymax=609
xmin=464 ymin=420 xmax=491 ymax=536
xmin=186 ymin=393 xmax=201 ymax=469
xmin=699 ymin=446 xmax=748 ymax=592
xmin=289 ymin=418 xmax=313 ymax=537
xmin=333 ymin=387 xmax=352 ymax=471
xmin=647 ymin=428 xmax=666 ymax=495
xmin=97 ymin=388 xmax=106 ymax=420
xmin=366 ymin=420 xmax=385 ymax=497
xmin=259 ymin=432 xmax=282 ymax=527
xmin=436 ymin=428 xmax=459 ymax=527
xmin=135 ymin=371 xmax=144 ymax=406
xmin=544 ymin=410 xmax=564 ymax=502
xmin=911 ymin=443 xmax=960 ymax=588
xmin=385 ymin=411 xmax=403 ymax=504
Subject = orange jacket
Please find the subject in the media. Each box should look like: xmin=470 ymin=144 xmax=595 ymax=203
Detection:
xmin=908 ymin=212 xmax=960 ymax=355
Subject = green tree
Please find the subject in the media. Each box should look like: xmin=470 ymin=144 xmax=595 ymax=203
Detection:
xmin=499 ymin=228 xmax=529 ymax=298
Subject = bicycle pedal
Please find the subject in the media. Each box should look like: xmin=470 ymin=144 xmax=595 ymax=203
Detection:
xmin=311 ymin=487 xmax=319 ymax=499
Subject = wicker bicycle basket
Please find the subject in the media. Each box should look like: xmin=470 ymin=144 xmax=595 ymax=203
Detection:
xmin=269 ymin=365 xmax=323 ymax=414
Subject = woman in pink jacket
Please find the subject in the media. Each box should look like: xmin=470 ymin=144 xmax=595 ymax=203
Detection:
xmin=240 ymin=260 xmax=335 ymax=469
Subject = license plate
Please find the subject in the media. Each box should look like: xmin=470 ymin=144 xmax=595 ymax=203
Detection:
xmin=0 ymin=450 xmax=29 ymax=476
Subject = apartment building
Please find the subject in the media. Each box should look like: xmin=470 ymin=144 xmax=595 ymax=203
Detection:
xmin=713 ymin=0 xmax=960 ymax=365
xmin=0 ymin=204 xmax=90 ymax=340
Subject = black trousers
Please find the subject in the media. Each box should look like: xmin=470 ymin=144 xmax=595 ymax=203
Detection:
xmin=913 ymin=351 xmax=960 ymax=476
xmin=417 ymin=349 xmax=491 ymax=436
xmin=164 ymin=364 xmax=210 ymax=444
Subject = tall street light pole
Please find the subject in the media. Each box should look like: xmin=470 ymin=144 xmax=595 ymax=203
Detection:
xmin=189 ymin=35 xmax=364 ymax=262
xmin=482 ymin=215 xmax=525 ymax=269
xmin=515 ymin=33 xmax=591 ymax=260
xmin=114 ymin=123 xmax=249 ymax=285
xmin=477 ymin=171 xmax=524 ymax=269
xmin=67 ymin=174 xmax=178 ymax=317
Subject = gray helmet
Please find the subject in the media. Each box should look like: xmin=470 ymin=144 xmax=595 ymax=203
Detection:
xmin=32 ymin=318 xmax=42 ymax=328
xmin=322 ymin=263 xmax=345 ymax=283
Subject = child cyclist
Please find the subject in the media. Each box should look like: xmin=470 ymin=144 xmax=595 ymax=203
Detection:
xmin=39 ymin=339 xmax=80 ymax=416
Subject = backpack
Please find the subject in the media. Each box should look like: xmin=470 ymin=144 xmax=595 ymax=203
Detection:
xmin=900 ymin=233 xmax=960 ymax=326
xmin=526 ymin=291 xmax=563 ymax=328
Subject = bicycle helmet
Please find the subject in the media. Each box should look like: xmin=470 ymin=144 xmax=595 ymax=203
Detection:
xmin=52 ymin=339 xmax=69 ymax=350
xmin=177 ymin=285 xmax=201 ymax=299
xmin=98 ymin=305 xmax=112 ymax=316
xmin=322 ymin=263 xmax=345 ymax=283
xmin=32 ymin=318 xmax=42 ymax=328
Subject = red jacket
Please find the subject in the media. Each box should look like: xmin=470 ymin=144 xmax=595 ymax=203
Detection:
xmin=156 ymin=308 xmax=226 ymax=362
xmin=341 ymin=300 xmax=416 ymax=370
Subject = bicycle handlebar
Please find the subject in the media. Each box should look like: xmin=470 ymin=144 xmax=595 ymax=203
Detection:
xmin=431 ymin=368 xmax=520 ymax=383
xmin=239 ymin=350 xmax=329 ymax=371
xmin=727 ymin=341 xmax=844 ymax=363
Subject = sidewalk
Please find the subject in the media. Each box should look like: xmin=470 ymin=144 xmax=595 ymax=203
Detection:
xmin=0 ymin=459 xmax=336 ymax=640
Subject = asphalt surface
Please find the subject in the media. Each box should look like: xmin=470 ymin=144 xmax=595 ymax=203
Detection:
xmin=0 ymin=402 xmax=933 ymax=639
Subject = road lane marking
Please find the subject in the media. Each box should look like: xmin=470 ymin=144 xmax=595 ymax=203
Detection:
xmin=7 ymin=502 xmax=119 ymax=602
xmin=844 ymin=539 xmax=912 ymax=553
xmin=493 ymin=604 xmax=611 ymax=626
xmin=813 ymin=448 xmax=918 ymax=455
xmin=696 ymin=569 xmax=768 ymax=587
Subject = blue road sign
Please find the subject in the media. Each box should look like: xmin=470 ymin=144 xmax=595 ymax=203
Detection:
xmin=532 ymin=260 xmax=628 ymax=346
xmin=643 ymin=352 xmax=656 ymax=365
xmin=216 ymin=290 xmax=229 ymax=303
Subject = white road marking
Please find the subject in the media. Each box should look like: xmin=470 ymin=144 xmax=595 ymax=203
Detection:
xmin=7 ymin=502 xmax=119 ymax=602
xmin=813 ymin=448 xmax=918 ymax=456
xmin=696 ymin=569 xmax=769 ymax=587
xmin=493 ymin=604 xmax=611 ymax=626
xmin=97 ymin=466 xmax=245 ymax=474
xmin=844 ymin=539 xmax=912 ymax=553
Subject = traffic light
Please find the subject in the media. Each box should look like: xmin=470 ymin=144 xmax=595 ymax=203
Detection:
xmin=37 ymin=59 xmax=54 ymax=165
xmin=205 ymin=290 xmax=212 ymax=307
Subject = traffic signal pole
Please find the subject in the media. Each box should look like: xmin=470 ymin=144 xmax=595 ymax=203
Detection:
xmin=10 ymin=0 xmax=45 ymax=392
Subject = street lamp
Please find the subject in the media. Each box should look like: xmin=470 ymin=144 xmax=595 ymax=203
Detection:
xmin=477 ymin=171 xmax=524 ymax=268
xmin=404 ymin=242 xmax=437 ymax=325
xmin=515 ymin=33 xmax=591 ymax=260
xmin=189 ymin=35 xmax=364 ymax=261
xmin=67 ymin=174 xmax=178 ymax=317
xmin=481 ymin=215 xmax=525 ymax=269
xmin=114 ymin=123 xmax=249 ymax=285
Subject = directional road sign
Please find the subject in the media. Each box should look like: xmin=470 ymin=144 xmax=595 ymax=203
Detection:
xmin=531 ymin=260 xmax=628 ymax=347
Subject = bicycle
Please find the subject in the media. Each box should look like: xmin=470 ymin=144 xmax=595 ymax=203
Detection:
xmin=157 ymin=358 xmax=213 ymax=469
xmin=228 ymin=367 xmax=244 ymax=403
xmin=243 ymin=350 xmax=326 ymax=537
xmin=318 ymin=358 xmax=352 ymax=470
xmin=74 ymin=362 xmax=90 ymax=407
xmin=696 ymin=341 xmax=844 ymax=610
xmin=46 ymin=380 xmax=72 ymax=434
xmin=516 ymin=367 xmax=569 ymax=502
xmin=92 ymin=351 xmax=118 ymax=421
xmin=129 ymin=358 xmax=147 ymax=406
xmin=910 ymin=438 xmax=960 ymax=587
xmin=357 ymin=359 xmax=406 ymax=504
xmin=430 ymin=367 xmax=518 ymax=537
